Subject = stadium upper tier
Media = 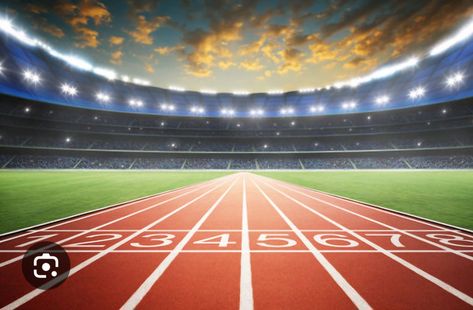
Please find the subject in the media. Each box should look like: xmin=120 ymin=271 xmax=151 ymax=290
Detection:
xmin=1 ymin=21 xmax=473 ymax=118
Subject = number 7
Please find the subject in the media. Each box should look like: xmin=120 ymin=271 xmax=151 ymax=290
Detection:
xmin=365 ymin=233 xmax=405 ymax=248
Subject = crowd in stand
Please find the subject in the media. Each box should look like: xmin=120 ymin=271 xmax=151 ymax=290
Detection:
xmin=3 ymin=155 xmax=473 ymax=169
xmin=2 ymin=132 xmax=470 ymax=152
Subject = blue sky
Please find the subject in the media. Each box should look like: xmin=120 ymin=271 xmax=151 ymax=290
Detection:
xmin=2 ymin=0 xmax=473 ymax=92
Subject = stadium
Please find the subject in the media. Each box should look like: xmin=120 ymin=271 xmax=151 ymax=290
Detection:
xmin=0 ymin=1 xmax=472 ymax=309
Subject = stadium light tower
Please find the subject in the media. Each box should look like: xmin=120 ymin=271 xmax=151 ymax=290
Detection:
xmin=60 ymin=83 xmax=78 ymax=96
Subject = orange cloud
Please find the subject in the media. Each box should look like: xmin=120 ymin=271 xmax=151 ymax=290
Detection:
xmin=111 ymin=50 xmax=123 ymax=64
xmin=127 ymin=15 xmax=169 ymax=45
xmin=240 ymin=59 xmax=263 ymax=71
xmin=109 ymin=36 xmax=124 ymax=45
xmin=145 ymin=64 xmax=154 ymax=73
xmin=277 ymin=48 xmax=304 ymax=74
xmin=54 ymin=0 xmax=111 ymax=48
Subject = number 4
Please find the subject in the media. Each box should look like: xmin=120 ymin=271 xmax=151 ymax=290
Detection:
xmin=193 ymin=234 xmax=236 ymax=247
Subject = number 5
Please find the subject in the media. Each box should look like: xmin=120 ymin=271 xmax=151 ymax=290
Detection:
xmin=257 ymin=234 xmax=297 ymax=248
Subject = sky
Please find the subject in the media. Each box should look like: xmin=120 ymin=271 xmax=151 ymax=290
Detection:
xmin=2 ymin=0 xmax=473 ymax=92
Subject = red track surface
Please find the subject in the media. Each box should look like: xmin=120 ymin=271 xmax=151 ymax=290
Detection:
xmin=1 ymin=172 xmax=473 ymax=309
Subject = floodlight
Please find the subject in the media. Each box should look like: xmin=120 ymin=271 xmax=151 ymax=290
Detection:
xmin=23 ymin=70 xmax=41 ymax=85
xmin=408 ymin=87 xmax=425 ymax=99
xmin=445 ymin=72 xmax=464 ymax=88
xmin=96 ymin=92 xmax=111 ymax=103
xmin=60 ymin=83 xmax=78 ymax=96
xmin=375 ymin=95 xmax=390 ymax=105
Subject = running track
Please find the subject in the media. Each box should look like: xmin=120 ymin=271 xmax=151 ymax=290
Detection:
xmin=0 ymin=172 xmax=473 ymax=309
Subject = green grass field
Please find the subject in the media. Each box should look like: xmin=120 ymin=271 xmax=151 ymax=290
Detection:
xmin=1 ymin=170 xmax=472 ymax=234
xmin=0 ymin=171 xmax=230 ymax=234
xmin=258 ymin=171 xmax=473 ymax=230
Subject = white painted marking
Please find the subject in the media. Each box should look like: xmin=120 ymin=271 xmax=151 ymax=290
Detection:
xmin=121 ymin=178 xmax=238 ymax=309
xmin=0 ymin=179 xmax=216 ymax=268
xmin=268 ymin=179 xmax=473 ymax=261
xmin=1 ymin=177 xmax=235 ymax=310
xmin=240 ymin=177 xmax=254 ymax=310
xmin=259 ymin=177 xmax=473 ymax=306
xmin=251 ymin=178 xmax=371 ymax=309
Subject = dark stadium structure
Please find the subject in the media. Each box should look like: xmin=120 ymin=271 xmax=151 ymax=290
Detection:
xmin=0 ymin=21 xmax=473 ymax=169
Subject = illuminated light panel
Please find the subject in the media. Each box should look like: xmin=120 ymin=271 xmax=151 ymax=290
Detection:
xmin=160 ymin=103 xmax=175 ymax=111
xmin=375 ymin=95 xmax=390 ymax=105
xmin=233 ymin=90 xmax=249 ymax=96
xmin=249 ymin=108 xmax=264 ymax=117
xmin=96 ymin=92 xmax=111 ymax=103
xmin=268 ymin=90 xmax=283 ymax=95
xmin=200 ymin=89 xmax=216 ymax=95
xmin=60 ymin=83 xmax=78 ymax=96
xmin=430 ymin=19 xmax=473 ymax=56
xmin=445 ymin=72 xmax=464 ymax=88
xmin=169 ymin=85 xmax=185 ymax=92
xmin=298 ymin=88 xmax=315 ymax=93
xmin=121 ymin=75 xmax=130 ymax=82
xmin=341 ymin=101 xmax=357 ymax=109
xmin=23 ymin=70 xmax=41 ymax=85
xmin=129 ymin=99 xmax=143 ymax=107
xmin=408 ymin=87 xmax=425 ymax=99
xmin=133 ymin=78 xmax=150 ymax=86
xmin=93 ymin=67 xmax=117 ymax=80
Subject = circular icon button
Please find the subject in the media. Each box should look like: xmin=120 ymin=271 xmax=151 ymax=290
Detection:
xmin=22 ymin=242 xmax=70 ymax=290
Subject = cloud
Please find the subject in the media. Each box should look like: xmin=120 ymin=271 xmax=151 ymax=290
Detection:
xmin=182 ymin=19 xmax=244 ymax=77
xmin=54 ymin=0 xmax=111 ymax=48
xmin=127 ymin=15 xmax=170 ymax=45
xmin=218 ymin=60 xmax=235 ymax=70
xmin=109 ymin=36 xmax=124 ymax=45
xmin=111 ymin=50 xmax=123 ymax=64
xmin=32 ymin=18 xmax=65 ymax=38
xmin=25 ymin=3 xmax=48 ymax=14
xmin=145 ymin=64 xmax=155 ymax=73
xmin=277 ymin=48 xmax=304 ymax=74
xmin=240 ymin=59 xmax=263 ymax=71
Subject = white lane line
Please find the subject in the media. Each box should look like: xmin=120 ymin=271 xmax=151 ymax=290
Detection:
xmin=258 ymin=174 xmax=473 ymax=237
xmin=121 ymin=177 xmax=239 ymax=309
xmin=269 ymin=179 xmax=473 ymax=262
xmin=2 ymin=249 xmax=473 ymax=254
xmin=0 ymin=178 xmax=221 ymax=268
xmin=250 ymin=178 xmax=371 ymax=310
xmin=1 ymin=177 xmax=235 ymax=310
xmin=0 ymin=175 xmax=228 ymax=243
xmin=258 ymin=178 xmax=473 ymax=306
xmin=25 ymin=229 xmax=456 ymax=233
xmin=240 ymin=177 xmax=254 ymax=310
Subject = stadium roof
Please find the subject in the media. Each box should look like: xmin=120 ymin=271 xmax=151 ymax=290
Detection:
xmin=0 ymin=17 xmax=473 ymax=118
